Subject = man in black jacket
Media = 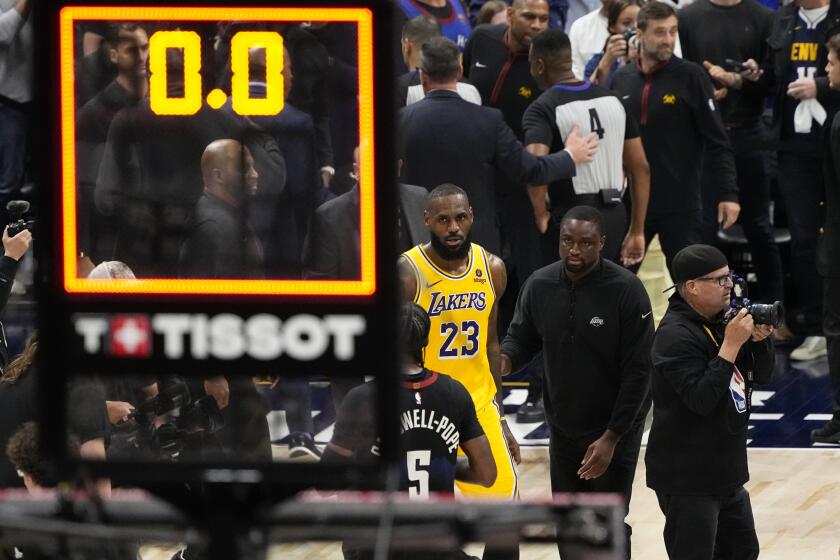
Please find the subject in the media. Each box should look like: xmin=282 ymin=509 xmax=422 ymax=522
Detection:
xmin=500 ymin=205 xmax=653 ymax=558
xmin=400 ymin=36 xmax=599 ymax=257
xmin=611 ymin=1 xmax=740 ymax=272
xmin=179 ymin=139 xmax=263 ymax=279
xmin=762 ymin=0 xmax=840 ymax=352
xmin=812 ymin=33 xmax=840 ymax=443
xmin=647 ymin=244 xmax=774 ymax=560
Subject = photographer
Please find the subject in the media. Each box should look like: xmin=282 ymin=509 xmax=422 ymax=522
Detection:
xmin=584 ymin=0 xmax=642 ymax=87
xmin=647 ymin=244 xmax=774 ymax=559
xmin=0 ymin=224 xmax=31 ymax=314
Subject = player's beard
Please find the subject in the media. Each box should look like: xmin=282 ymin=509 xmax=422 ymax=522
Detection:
xmin=431 ymin=231 xmax=472 ymax=261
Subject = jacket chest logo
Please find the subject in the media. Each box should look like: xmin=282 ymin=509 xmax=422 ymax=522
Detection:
xmin=589 ymin=316 xmax=604 ymax=327
xmin=662 ymin=94 xmax=677 ymax=105
xmin=518 ymin=86 xmax=533 ymax=99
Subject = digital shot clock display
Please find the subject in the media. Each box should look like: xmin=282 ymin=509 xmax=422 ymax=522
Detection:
xmin=58 ymin=6 xmax=377 ymax=296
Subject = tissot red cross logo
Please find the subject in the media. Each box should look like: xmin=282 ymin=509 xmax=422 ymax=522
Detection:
xmin=109 ymin=315 xmax=152 ymax=357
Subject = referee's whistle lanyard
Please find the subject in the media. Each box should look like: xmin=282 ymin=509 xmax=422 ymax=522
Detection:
xmin=702 ymin=324 xmax=754 ymax=415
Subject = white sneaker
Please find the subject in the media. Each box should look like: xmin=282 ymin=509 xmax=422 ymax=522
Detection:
xmin=790 ymin=336 xmax=827 ymax=361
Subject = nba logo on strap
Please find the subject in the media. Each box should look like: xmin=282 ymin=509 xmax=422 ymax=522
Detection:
xmin=729 ymin=366 xmax=747 ymax=414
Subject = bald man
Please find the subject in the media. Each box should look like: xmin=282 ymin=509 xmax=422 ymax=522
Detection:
xmin=178 ymin=139 xmax=263 ymax=278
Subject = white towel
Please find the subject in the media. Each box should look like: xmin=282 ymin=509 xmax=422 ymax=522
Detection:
xmin=794 ymin=98 xmax=827 ymax=133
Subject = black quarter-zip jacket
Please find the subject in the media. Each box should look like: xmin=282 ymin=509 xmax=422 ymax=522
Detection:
xmin=646 ymin=293 xmax=775 ymax=495
xmin=463 ymin=24 xmax=542 ymax=140
xmin=502 ymin=258 xmax=654 ymax=442
xmin=611 ymin=56 xmax=738 ymax=215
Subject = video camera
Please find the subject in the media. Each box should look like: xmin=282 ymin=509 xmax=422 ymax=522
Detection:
xmin=112 ymin=377 xmax=225 ymax=462
xmin=725 ymin=274 xmax=784 ymax=328
xmin=6 ymin=200 xmax=35 ymax=237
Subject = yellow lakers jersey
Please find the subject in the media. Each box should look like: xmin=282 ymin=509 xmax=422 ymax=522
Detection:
xmin=402 ymin=243 xmax=497 ymax=408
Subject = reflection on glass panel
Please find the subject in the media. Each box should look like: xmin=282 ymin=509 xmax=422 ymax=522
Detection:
xmin=65 ymin=375 xmax=377 ymax=465
xmin=66 ymin=11 xmax=372 ymax=293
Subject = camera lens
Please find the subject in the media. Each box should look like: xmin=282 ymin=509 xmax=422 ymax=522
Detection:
xmin=747 ymin=301 xmax=784 ymax=328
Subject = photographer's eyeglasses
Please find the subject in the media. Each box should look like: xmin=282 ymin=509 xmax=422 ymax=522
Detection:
xmin=694 ymin=272 xmax=734 ymax=287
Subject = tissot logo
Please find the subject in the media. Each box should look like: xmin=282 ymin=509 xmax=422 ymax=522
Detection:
xmin=110 ymin=315 xmax=152 ymax=357
xmin=74 ymin=313 xmax=366 ymax=361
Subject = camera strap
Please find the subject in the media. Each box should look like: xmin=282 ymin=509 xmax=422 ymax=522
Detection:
xmin=702 ymin=325 xmax=719 ymax=348
xmin=704 ymin=325 xmax=753 ymax=415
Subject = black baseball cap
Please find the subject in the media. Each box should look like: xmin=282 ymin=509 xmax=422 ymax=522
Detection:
xmin=664 ymin=244 xmax=728 ymax=291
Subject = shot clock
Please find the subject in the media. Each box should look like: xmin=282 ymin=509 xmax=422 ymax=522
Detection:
xmin=57 ymin=6 xmax=378 ymax=296
xmin=38 ymin=0 xmax=399 ymax=482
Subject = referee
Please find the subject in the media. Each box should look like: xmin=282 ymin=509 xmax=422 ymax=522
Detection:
xmin=523 ymin=28 xmax=651 ymax=267
xmin=500 ymin=206 xmax=653 ymax=559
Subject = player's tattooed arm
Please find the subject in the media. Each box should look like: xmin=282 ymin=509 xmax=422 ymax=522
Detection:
xmin=456 ymin=435 xmax=497 ymax=488
xmin=398 ymin=256 xmax=418 ymax=302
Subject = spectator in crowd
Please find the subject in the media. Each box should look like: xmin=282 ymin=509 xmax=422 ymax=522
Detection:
xmin=611 ymin=1 xmax=739 ymax=273
xmin=178 ymin=139 xmax=263 ymax=279
xmin=679 ymin=0 xmax=790 ymax=343
xmin=397 ymin=0 xmax=472 ymax=53
xmin=76 ymin=22 xmax=149 ymax=262
xmin=584 ymin=0 xmax=643 ymax=86
xmin=476 ymin=0 xmax=510 ymax=25
xmin=570 ymin=0 xmax=618 ymax=79
xmin=0 ymin=333 xmax=110 ymax=495
xmin=400 ymin=37 xmax=599 ymax=258
xmin=647 ymin=244 xmax=774 ymax=559
xmin=763 ymin=0 xmax=840 ymax=360
xmin=812 ymin=33 xmax=840 ymax=443
xmin=393 ymin=0 xmax=472 ymax=78
xmin=501 ymin=206 xmax=653 ymax=559
xmin=0 ymin=0 xmax=32 ymax=227
xmin=472 ymin=0 xmax=570 ymax=29
xmin=398 ymin=16 xmax=481 ymax=107
xmin=5 ymin=422 xmax=65 ymax=491
xmin=524 ymin=28 xmax=650 ymax=267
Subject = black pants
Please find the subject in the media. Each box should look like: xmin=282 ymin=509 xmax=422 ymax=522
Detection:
xmin=655 ymin=487 xmax=759 ymax=560
xmin=777 ymin=151 xmax=824 ymax=333
xmin=701 ymin=124 xmax=785 ymax=302
xmin=548 ymin=422 xmax=644 ymax=559
xmin=643 ymin=210 xmax=704 ymax=275
xmin=825 ymin=278 xmax=840 ymax=417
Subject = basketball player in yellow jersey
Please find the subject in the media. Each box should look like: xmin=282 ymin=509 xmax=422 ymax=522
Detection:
xmin=399 ymin=184 xmax=521 ymax=501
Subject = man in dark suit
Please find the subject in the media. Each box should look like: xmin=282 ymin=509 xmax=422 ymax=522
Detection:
xmin=399 ymin=36 xmax=598 ymax=257
xmin=302 ymin=147 xmax=428 ymax=280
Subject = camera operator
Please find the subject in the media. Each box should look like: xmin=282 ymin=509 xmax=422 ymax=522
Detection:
xmin=0 ymin=224 xmax=31 ymax=314
xmin=647 ymin=244 xmax=774 ymax=559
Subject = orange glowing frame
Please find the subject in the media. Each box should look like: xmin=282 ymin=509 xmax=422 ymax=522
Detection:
xmin=59 ymin=6 xmax=376 ymax=296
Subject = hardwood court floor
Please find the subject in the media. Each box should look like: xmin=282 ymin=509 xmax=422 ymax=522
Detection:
xmin=144 ymin=446 xmax=834 ymax=559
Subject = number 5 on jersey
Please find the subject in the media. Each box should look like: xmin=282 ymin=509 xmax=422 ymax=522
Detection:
xmin=438 ymin=320 xmax=480 ymax=359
